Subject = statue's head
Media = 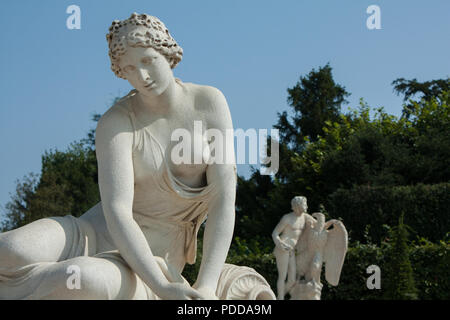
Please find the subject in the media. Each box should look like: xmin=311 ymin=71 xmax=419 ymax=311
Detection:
xmin=312 ymin=212 xmax=325 ymax=230
xmin=291 ymin=196 xmax=307 ymax=215
xmin=106 ymin=13 xmax=183 ymax=95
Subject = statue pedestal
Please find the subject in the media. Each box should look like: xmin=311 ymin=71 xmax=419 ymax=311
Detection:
xmin=216 ymin=264 xmax=276 ymax=300
xmin=289 ymin=280 xmax=323 ymax=300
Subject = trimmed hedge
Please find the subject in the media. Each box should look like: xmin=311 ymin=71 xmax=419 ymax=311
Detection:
xmin=409 ymin=240 xmax=450 ymax=299
xmin=326 ymin=183 xmax=450 ymax=243
xmin=182 ymin=240 xmax=449 ymax=300
xmin=324 ymin=240 xmax=449 ymax=300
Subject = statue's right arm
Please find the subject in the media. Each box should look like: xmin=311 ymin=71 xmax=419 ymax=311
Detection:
xmin=272 ymin=215 xmax=288 ymax=247
xmin=95 ymin=107 xmax=200 ymax=300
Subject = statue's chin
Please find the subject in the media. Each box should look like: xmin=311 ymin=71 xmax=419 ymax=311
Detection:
xmin=137 ymin=87 xmax=160 ymax=97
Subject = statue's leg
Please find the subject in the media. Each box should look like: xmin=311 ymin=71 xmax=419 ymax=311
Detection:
xmin=12 ymin=256 xmax=139 ymax=300
xmin=309 ymin=253 xmax=322 ymax=283
xmin=0 ymin=217 xmax=80 ymax=269
xmin=274 ymin=247 xmax=289 ymax=300
xmin=286 ymin=251 xmax=296 ymax=292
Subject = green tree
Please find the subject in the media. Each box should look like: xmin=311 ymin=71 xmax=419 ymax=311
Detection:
xmin=383 ymin=213 xmax=419 ymax=300
xmin=392 ymin=77 xmax=449 ymax=119
xmin=392 ymin=77 xmax=449 ymax=103
xmin=275 ymin=63 xmax=350 ymax=147
xmin=2 ymin=173 xmax=40 ymax=231
xmin=398 ymin=92 xmax=450 ymax=184
xmin=2 ymin=114 xmax=102 ymax=232
xmin=234 ymin=64 xmax=351 ymax=251
xmin=235 ymin=72 xmax=449 ymax=250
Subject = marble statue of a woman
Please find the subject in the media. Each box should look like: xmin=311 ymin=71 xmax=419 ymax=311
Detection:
xmin=0 ymin=13 xmax=274 ymax=300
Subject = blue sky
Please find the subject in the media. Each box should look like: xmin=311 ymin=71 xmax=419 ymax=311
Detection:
xmin=1 ymin=0 xmax=449 ymax=217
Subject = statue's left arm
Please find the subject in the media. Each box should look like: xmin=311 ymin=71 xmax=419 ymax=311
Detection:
xmin=193 ymin=87 xmax=236 ymax=299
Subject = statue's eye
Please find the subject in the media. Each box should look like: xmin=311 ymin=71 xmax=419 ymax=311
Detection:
xmin=141 ymin=57 xmax=152 ymax=65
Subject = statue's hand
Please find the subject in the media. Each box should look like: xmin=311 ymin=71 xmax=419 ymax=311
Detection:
xmin=278 ymin=240 xmax=292 ymax=251
xmin=159 ymin=282 xmax=203 ymax=300
xmin=193 ymin=285 xmax=219 ymax=300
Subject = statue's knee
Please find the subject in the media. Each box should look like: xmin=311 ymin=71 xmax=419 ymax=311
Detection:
xmin=67 ymin=257 xmax=133 ymax=299
xmin=0 ymin=234 xmax=8 ymax=267
xmin=0 ymin=233 xmax=28 ymax=268
xmin=64 ymin=257 xmax=111 ymax=299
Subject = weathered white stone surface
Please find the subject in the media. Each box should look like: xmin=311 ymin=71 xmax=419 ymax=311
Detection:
xmin=272 ymin=196 xmax=348 ymax=300
xmin=272 ymin=196 xmax=308 ymax=300
xmin=0 ymin=13 xmax=274 ymax=300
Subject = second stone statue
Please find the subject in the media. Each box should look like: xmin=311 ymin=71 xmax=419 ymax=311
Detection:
xmin=272 ymin=196 xmax=348 ymax=300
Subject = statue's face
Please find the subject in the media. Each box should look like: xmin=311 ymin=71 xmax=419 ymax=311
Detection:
xmin=293 ymin=202 xmax=307 ymax=215
xmin=119 ymin=46 xmax=173 ymax=97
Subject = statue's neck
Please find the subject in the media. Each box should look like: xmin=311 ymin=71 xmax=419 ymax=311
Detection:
xmin=136 ymin=78 xmax=182 ymax=115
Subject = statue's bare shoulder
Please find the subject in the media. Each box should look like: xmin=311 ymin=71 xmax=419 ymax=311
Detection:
xmin=288 ymin=211 xmax=303 ymax=221
xmin=95 ymin=98 xmax=135 ymax=146
xmin=281 ymin=211 xmax=295 ymax=222
xmin=183 ymin=82 xmax=232 ymax=129
xmin=97 ymin=93 xmax=136 ymax=129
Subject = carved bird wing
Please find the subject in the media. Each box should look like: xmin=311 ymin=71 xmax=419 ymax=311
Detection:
xmin=324 ymin=220 xmax=348 ymax=286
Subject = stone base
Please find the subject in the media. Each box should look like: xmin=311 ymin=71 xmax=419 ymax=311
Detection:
xmin=216 ymin=264 xmax=276 ymax=300
xmin=289 ymin=280 xmax=323 ymax=300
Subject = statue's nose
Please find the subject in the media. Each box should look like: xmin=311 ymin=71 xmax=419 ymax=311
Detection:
xmin=137 ymin=68 xmax=150 ymax=82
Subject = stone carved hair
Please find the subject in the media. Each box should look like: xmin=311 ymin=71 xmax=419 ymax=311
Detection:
xmin=106 ymin=13 xmax=183 ymax=79
xmin=291 ymin=196 xmax=307 ymax=210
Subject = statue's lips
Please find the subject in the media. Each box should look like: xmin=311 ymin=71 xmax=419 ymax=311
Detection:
xmin=144 ymin=81 xmax=156 ymax=89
